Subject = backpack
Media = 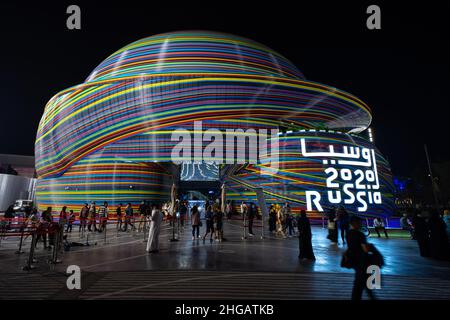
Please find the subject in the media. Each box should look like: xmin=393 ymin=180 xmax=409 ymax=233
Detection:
xmin=367 ymin=243 xmax=385 ymax=268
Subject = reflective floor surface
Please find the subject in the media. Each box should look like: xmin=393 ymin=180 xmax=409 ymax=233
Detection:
xmin=1 ymin=220 xmax=450 ymax=299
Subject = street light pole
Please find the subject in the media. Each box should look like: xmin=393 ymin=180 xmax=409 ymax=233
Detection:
xmin=424 ymin=144 xmax=440 ymax=209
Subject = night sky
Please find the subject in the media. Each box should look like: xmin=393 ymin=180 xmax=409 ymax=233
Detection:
xmin=0 ymin=1 xmax=448 ymax=177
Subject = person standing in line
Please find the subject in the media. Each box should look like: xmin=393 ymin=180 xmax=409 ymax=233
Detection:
xmin=285 ymin=205 xmax=294 ymax=237
xmin=337 ymin=206 xmax=350 ymax=245
xmin=144 ymin=202 xmax=152 ymax=232
xmin=247 ymin=202 xmax=256 ymax=236
xmin=147 ymin=204 xmax=163 ymax=253
xmin=327 ymin=207 xmax=338 ymax=244
xmin=66 ymin=210 xmax=75 ymax=233
xmin=276 ymin=204 xmax=285 ymax=238
xmin=59 ymin=206 xmax=68 ymax=232
xmin=297 ymin=210 xmax=315 ymax=261
xmin=87 ymin=202 xmax=97 ymax=232
xmin=346 ymin=216 xmax=376 ymax=300
xmin=225 ymin=201 xmax=233 ymax=220
xmin=124 ymin=203 xmax=134 ymax=231
xmin=373 ymin=217 xmax=389 ymax=238
xmin=213 ymin=203 xmax=224 ymax=242
xmin=282 ymin=203 xmax=291 ymax=234
xmin=97 ymin=201 xmax=108 ymax=232
xmin=79 ymin=203 xmax=89 ymax=232
xmin=428 ymin=209 xmax=450 ymax=260
xmin=202 ymin=204 xmax=214 ymax=243
xmin=36 ymin=207 xmax=53 ymax=249
xmin=116 ymin=203 xmax=123 ymax=231
xmin=191 ymin=205 xmax=201 ymax=240
xmin=412 ymin=209 xmax=430 ymax=257
xmin=179 ymin=201 xmax=188 ymax=228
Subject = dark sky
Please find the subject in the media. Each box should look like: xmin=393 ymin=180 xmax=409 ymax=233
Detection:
xmin=0 ymin=1 xmax=449 ymax=177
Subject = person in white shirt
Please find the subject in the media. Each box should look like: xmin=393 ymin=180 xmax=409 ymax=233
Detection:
xmin=373 ymin=217 xmax=389 ymax=238
xmin=147 ymin=204 xmax=164 ymax=253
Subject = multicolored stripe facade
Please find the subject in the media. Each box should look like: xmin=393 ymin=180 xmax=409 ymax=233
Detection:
xmin=225 ymin=131 xmax=395 ymax=218
xmin=35 ymin=31 xmax=393 ymax=216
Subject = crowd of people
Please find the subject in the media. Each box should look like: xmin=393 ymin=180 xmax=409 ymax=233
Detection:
xmin=409 ymin=207 xmax=450 ymax=260
xmin=3 ymin=197 xmax=450 ymax=300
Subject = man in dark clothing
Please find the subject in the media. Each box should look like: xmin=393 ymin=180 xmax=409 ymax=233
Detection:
xmin=428 ymin=209 xmax=450 ymax=260
xmin=412 ymin=210 xmax=430 ymax=257
xmin=268 ymin=204 xmax=277 ymax=233
xmin=116 ymin=203 xmax=123 ymax=231
xmin=179 ymin=202 xmax=188 ymax=227
xmin=248 ymin=203 xmax=256 ymax=236
xmin=347 ymin=216 xmax=375 ymax=300
xmin=337 ymin=207 xmax=350 ymax=245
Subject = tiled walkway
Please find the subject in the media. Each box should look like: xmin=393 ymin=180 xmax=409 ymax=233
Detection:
xmin=1 ymin=220 xmax=449 ymax=299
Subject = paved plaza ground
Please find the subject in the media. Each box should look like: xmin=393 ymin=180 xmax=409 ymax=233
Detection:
xmin=1 ymin=220 xmax=450 ymax=300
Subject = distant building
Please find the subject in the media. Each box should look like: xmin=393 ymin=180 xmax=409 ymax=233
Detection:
xmin=0 ymin=154 xmax=36 ymax=211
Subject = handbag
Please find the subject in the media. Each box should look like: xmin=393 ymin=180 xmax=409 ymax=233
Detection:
xmin=199 ymin=221 xmax=203 ymax=227
xmin=341 ymin=250 xmax=353 ymax=269
xmin=367 ymin=243 xmax=384 ymax=268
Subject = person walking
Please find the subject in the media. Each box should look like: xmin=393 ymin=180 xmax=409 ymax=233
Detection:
xmin=400 ymin=213 xmax=414 ymax=239
xmin=286 ymin=209 xmax=294 ymax=237
xmin=282 ymin=203 xmax=291 ymax=234
xmin=191 ymin=205 xmax=201 ymax=240
xmin=87 ymin=202 xmax=97 ymax=232
xmin=202 ymin=204 xmax=214 ymax=243
xmin=337 ymin=206 xmax=350 ymax=245
xmin=346 ymin=216 xmax=376 ymax=300
xmin=240 ymin=201 xmax=247 ymax=217
xmin=98 ymin=201 xmax=109 ymax=232
xmin=373 ymin=217 xmax=389 ymax=238
xmin=213 ymin=203 xmax=224 ymax=242
xmin=59 ymin=206 xmax=68 ymax=232
xmin=79 ymin=203 xmax=89 ymax=232
xmin=297 ymin=210 xmax=315 ymax=260
xmin=66 ymin=210 xmax=75 ymax=233
xmin=326 ymin=207 xmax=338 ymax=244
xmin=225 ymin=201 xmax=233 ymax=220
xmin=124 ymin=203 xmax=134 ymax=231
xmin=276 ymin=204 xmax=285 ymax=237
xmin=146 ymin=204 xmax=163 ymax=253
xmin=428 ymin=209 xmax=450 ymax=260
xmin=179 ymin=201 xmax=188 ymax=228
xmin=412 ymin=210 xmax=430 ymax=257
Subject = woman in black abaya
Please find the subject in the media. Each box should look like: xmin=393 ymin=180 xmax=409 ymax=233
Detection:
xmin=298 ymin=210 xmax=316 ymax=260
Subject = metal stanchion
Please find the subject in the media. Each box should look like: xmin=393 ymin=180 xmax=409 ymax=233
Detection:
xmin=170 ymin=216 xmax=179 ymax=242
xmin=260 ymin=215 xmax=265 ymax=239
xmin=242 ymin=214 xmax=247 ymax=240
xmin=143 ymin=217 xmax=148 ymax=242
xmin=81 ymin=221 xmax=85 ymax=239
xmin=50 ymin=228 xmax=62 ymax=264
xmin=23 ymin=231 xmax=37 ymax=271
xmin=15 ymin=222 xmax=26 ymax=254
xmin=103 ymin=219 xmax=107 ymax=244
